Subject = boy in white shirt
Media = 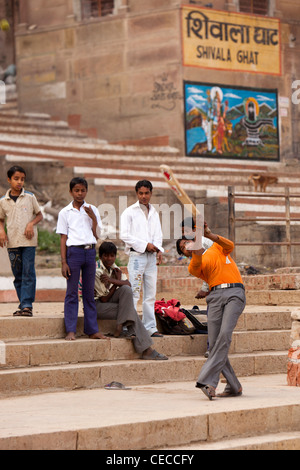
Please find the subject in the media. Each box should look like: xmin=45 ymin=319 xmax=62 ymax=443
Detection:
xmin=120 ymin=180 xmax=164 ymax=337
xmin=56 ymin=177 xmax=107 ymax=341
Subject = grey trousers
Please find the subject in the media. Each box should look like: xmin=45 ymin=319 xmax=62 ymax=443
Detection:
xmin=95 ymin=285 xmax=153 ymax=355
xmin=197 ymin=286 xmax=246 ymax=393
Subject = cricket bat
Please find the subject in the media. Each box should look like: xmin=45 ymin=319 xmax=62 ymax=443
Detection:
xmin=160 ymin=164 xmax=204 ymax=248
xmin=160 ymin=164 xmax=200 ymax=217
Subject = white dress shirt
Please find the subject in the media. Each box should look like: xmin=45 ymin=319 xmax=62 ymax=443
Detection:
xmin=56 ymin=201 xmax=102 ymax=246
xmin=120 ymin=201 xmax=164 ymax=255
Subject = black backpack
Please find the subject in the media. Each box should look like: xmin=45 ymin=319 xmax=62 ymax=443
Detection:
xmin=179 ymin=308 xmax=208 ymax=334
xmin=155 ymin=312 xmax=195 ymax=335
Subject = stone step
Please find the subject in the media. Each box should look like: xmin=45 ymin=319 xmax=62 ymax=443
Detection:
xmin=160 ymin=272 xmax=300 ymax=291
xmin=0 ymin=133 xmax=179 ymax=157
xmin=159 ymin=287 xmax=300 ymax=307
xmin=0 ymin=328 xmax=290 ymax=371
xmin=2 ymin=278 xmax=300 ymax=305
xmin=0 ymin=125 xmax=90 ymax=139
xmin=0 ymin=351 xmax=289 ymax=399
xmin=162 ymin=431 xmax=300 ymax=450
xmin=0 ymin=116 xmax=76 ymax=128
xmin=0 ymin=375 xmax=298 ymax=450
xmin=0 ymin=304 xmax=292 ymax=340
xmin=0 ymin=139 xmax=291 ymax=179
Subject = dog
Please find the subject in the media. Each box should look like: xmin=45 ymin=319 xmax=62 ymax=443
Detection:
xmin=248 ymin=174 xmax=278 ymax=192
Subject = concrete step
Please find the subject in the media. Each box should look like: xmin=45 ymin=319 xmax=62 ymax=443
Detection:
xmin=0 ymin=302 xmax=291 ymax=398
xmin=0 ymin=132 xmax=179 ymax=157
xmin=0 ymin=330 xmax=290 ymax=371
xmin=0 ymin=303 xmax=293 ymax=340
xmin=2 ymin=267 xmax=299 ymax=286
xmin=159 ymin=287 xmax=300 ymax=307
xmin=0 ymin=375 xmax=298 ymax=450
xmin=0 ymin=116 xmax=77 ymax=128
xmin=160 ymin=273 xmax=300 ymax=292
xmin=162 ymin=431 xmax=300 ymax=450
xmin=0 ymin=351 xmax=290 ymax=399
xmin=0 ymin=125 xmax=90 ymax=139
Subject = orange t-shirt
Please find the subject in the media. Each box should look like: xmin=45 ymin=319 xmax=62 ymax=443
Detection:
xmin=188 ymin=236 xmax=243 ymax=289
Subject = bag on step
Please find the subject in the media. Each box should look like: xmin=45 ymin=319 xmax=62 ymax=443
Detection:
xmin=179 ymin=307 xmax=208 ymax=334
xmin=154 ymin=298 xmax=195 ymax=335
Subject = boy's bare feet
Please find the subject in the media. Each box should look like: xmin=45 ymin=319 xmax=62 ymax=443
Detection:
xmin=65 ymin=332 xmax=76 ymax=341
xmin=89 ymin=332 xmax=110 ymax=340
xmin=113 ymin=324 xmax=123 ymax=338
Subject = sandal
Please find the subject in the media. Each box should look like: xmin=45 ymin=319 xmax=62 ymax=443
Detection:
xmin=13 ymin=310 xmax=22 ymax=316
xmin=217 ymin=388 xmax=242 ymax=398
xmin=141 ymin=349 xmax=168 ymax=361
xmin=196 ymin=383 xmax=216 ymax=400
xmin=104 ymin=381 xmax=131 ymax=390
xmin=20 ymin=308 xmax=33 ymax=317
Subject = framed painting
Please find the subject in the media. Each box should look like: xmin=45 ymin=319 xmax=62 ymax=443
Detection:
xmin=184 ymin=81 xmax=279 ymax=161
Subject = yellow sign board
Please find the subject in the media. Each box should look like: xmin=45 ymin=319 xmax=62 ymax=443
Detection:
xmin=181 ymin=6 xmax=281 ymax=75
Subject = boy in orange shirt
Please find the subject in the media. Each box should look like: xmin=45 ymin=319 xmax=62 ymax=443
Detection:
xmin=177 ymin=222 xmax=246 ymax=400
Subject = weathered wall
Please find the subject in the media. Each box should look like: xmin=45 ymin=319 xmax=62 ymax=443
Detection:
xmin=14 ymin=0 xmax=300 ymax=158
xmin=16 ymin=4 xmax=184 ymax=149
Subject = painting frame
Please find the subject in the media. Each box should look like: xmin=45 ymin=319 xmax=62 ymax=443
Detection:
xmin=183 ymin=81 xmax=280 ymax=162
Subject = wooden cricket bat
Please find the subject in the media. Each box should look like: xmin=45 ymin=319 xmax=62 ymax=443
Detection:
xmin=160 ymin=164 xmax=200 ymax=216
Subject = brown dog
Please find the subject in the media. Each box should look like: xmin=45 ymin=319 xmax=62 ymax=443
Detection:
xmin=248 ymin=174 xmax=278 ymax=192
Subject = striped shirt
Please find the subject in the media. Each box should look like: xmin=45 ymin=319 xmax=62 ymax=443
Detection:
xmin=0 ymin=188 xmax=41 ymax=248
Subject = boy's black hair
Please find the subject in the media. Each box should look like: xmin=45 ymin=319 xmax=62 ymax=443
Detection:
xmin=176 ymin=238 xmax=186 ymax=256
xmin=181 ymin=217 xmax=195 ymax=230
xmin=135 ymin=180 xmax=153 ymax=192
xmin=99 ymin=241 xmax=117 ymax=258
xmin=70 ymin=177 xmax=88 ymax=191
xmin=7 ymin=166 xmax=26 ymax=179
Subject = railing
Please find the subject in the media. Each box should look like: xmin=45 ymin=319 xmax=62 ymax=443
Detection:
xmin=228 ymin=186 xmax=300 ymax=267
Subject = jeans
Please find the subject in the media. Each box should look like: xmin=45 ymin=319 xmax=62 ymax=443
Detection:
xmin=128 ymin=252 xmax=158 ymax=335
xmin=8 ymin=247 xmax=36 ymax=310
xmin=65 ymin=246 xmax=99 ymax=336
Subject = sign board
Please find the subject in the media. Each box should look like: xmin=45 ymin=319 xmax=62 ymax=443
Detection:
xmin=182 ymin=5 xmax=281 ymax=75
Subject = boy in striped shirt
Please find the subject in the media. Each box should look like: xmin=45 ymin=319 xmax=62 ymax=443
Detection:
xmin=0 ymin=166 xmax=43 ymax=316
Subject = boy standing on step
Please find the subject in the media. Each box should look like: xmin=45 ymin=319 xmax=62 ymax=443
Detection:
xmin=57 ymin=177 xmax=108 ymax=341
xmin=0 ymin=166 xmax=43 ymax=317
xmin=120 ymin=180 xmax=164 ymax=338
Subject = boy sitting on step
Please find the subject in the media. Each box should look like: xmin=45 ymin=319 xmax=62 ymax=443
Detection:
xmin=94 ymin=241 xmax=168 ymax=361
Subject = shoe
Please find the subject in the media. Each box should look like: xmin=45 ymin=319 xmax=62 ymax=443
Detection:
xmin=104 ymin=381 xmax=131 ymax=390
xmin=217 ymin=387 xmax=243 ymax=398
xmin=20 ymin=308 xmax=33 ymax=317
xmin=196 ymin=383 xmax=216 ymax=400
xmin=141 ymin=349 xmax=168 ymax=360
xmin=204 ymin=350 xmax=209 ymax=358
xmin=151 ymin=331 xmax=164 ymax=337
